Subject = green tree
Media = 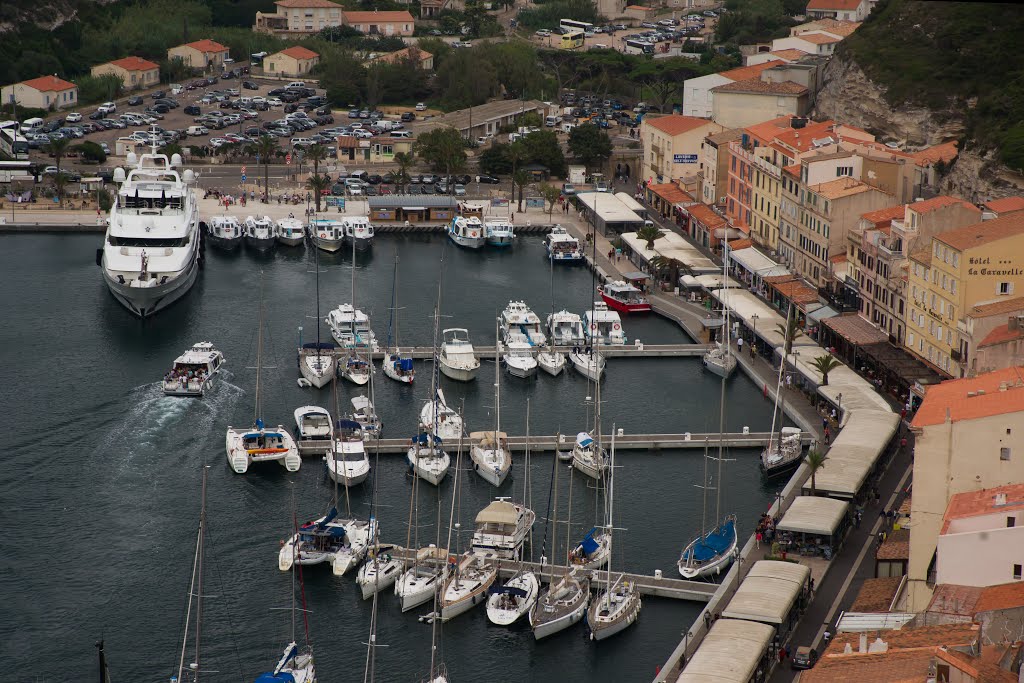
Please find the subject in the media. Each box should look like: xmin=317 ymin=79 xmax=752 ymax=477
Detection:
xmin=435 ymin=48 xmax=498 ymax=110
xmin=306 ymin=173 xmax=330 ymax=213
xmin=414 ymin=127 xmax=466 ymax=175
xmin=393 ymin=151 xmax=414 ymax=192
xmin=75 ymin=74 xmax=124 ymax=104
xmin=519 ymin=130 xmax=567 ymax=178
xmin=254 ymin=135 xmax=278 ymax=200
xmin=568 ymin=124 xmax=612 ymax=170
xmin=512 ymin=168 xmax=530 ymax=213
xmin=305 ymin=143 xmax=329 ymax=178
xmin=804 ymin=449 xmax=827 ymax=494
xmin=776 ymin=308 xmax=802 ymax=357
xmin=539 ymin=182 xmax=561 ymax=217
xmin=157 ymin=143 xmax=182 ymax=159
xmin=479 ymin=144 xmax=513 ymax=176
xmin=50 ymin=171 xmax=72 ymax=207
xmin=74 ymin=141 xmax=107 ymax=164
xmin=636 ymin=223 xmax=665 ymax=250
xmin=43 ymin=137 xmax=72 ymax=176
xmin=811 ymin=354 xmax=842 ymax=387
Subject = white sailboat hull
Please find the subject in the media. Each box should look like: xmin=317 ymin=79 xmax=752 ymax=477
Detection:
xmin=382 ymin=351 xmax=415 ymax=384
xmin=702 ymin=352 xmax=737 ymax=378
xmin=486 ymin=572 xmax=539 ymax=626
xmin=470 ymin=446 xmax=511 ymax=487
xmin=225 ymin=427 xmax=301 ymax=474
xmin=357 ymin=557 xmax=403 ymax=599
xmin=569 ymin=351 xmax=605 ymax=381
xmin=326 ymin=457 xmax=370 ymax=486
xmin=406 ymin=449 xmax=450 ymax=486
xmin=299 ymin=352 xmax=336 ymax=389
xmin=531 ymin=589 xmax=590 ymax=640
xmin=537 ymin=351 xmax=565 ymax=376
xmin=588 ymin=590 xmax=642 ymax=641
xmin=572 ymin=452 xmax=605 ymax=481
xmin=395 ymin=568 xmax=444 ymax=612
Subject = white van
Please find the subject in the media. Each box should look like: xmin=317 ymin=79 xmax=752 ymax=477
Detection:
xmin=287 ymin=81 xmax=306 ymax=89
xmin=20 ymin=117 xmax=44 ymax=134
xmin=390 ymin=130 xmax=412 ymax=139
xmin=348 ymin=170 xmax=369 ymax=182
xmin=187 ymin=125 xmax=209 ymax=136
xmin=545 ymin=116 xmax=558 ymax=127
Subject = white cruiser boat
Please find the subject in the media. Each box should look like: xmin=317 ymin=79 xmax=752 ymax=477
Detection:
xmin=531 ymin=568 xmax=590 ymax=640
xmin=339 ymin=352 xmax=371 ymax=386
xmin=544 ymin=225 xmax=584 ymax=263
xmin=99 ymin=144 xmax=200 ymax=318
xmin=356 ymin=546 xmax=402 ymax=599
xmin=470 ymin=431 xmax=511 ymax=487
xmin=486 ymin=571 xmax=539 ymax=626
xmin=244 ymin=215 xmax=275 ymax=251
xmin=440 ymin=552 xmax=497 ymax=621
xmin=278 ymin=509 xmax=374 ymax=576
xmin=326 ymin=418 xmax=370 ymax=486
xmin=395 ymin=547 xmax=447 ymax=612
xmin=343 ymin=216 xmax=374 ymax=251
xmin=294 ymin=405 xmax=332 ymax=454
xmin=162 ymin=342 xmax=224 ymax=397
xmin=309 ymin=217 xmax=344 ymax=252
xmin=569 ymin=349 xmax=605 ymax=381
xmin=439 ymin=328 xmax=480 ymax=382
xmin=420 ymin=389 xmax=464 ymax=441
xmin=207 ymin=215 xmax=242 ymax=250
xmin=327 ymin=303 xmax=378 ymax=351
xmin=537 ymin=346 xmax=566 ymax=376
xmin=571 ymin=431 xmax=607 ymax=480
xmin=447 ymin=215 xmax=485 ymax=249
xmin=484 ymin=219 xmax=515 ymax=247
xmin=500 ymin=301 xmax=547 ymax=347
xmin=503 ymin=340 xmax=538 ymax=378
xmin=548 ymin=310 xmax=586 ymax=346
xmin=406 ymin=432 xmax=450 ymax=486
xmin=350 ymin=394 xmax=381 ymax=439
xmin=471 ymin=499 xmax=536 ymax=560
xmin=275 ymin=216 xmax=305 ymax=246
xmin=584 ymin=302 xmax=626 ymax=345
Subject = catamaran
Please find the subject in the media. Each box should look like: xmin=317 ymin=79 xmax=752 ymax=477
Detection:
xmin=439 ymin=328 xmax=480 ymax=382
xmin=382 ymin=252 xmax=414 ymax=384
xmin=447 ymin=215 xmax=486 ymax=249
xmin=162 ymin=342 xmax=225 ymax=397
xmin=207 ymin=214 xmax=242 ymax=250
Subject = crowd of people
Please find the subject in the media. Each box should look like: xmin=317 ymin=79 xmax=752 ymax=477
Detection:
xmin=163 ymin=366 xmax=208 ymax=388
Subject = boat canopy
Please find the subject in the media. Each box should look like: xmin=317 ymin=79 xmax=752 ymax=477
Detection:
xmin=470 ymin=431 xmax=508 ymax=447
xmin=302 ymin=342 xmax=336 ymax=350
xmin=475 ymin=500 xmax=519 ymax=527
xmin=578 ymin=527 xmax=601 ymax=555
xmin=398 ymin=358 xmax=414 ymax=370
xmin=684 ymin=519 xmax=736 ymax=562
xmin=335 ymin=419 xmax=362 ymax=430
xmin=243 ymin=431 xmax=284 ymax=440
xmin=303 ymin=507 xmax=339 ymax=530
xmin=255 ymin=673 xmax=296 ymax=683
xmin=488 ymin=585 xmax=528 ymax=597
xmin=412 ymin=432 xmax=442 ymax=445
xmin=576 ymin=432 xmax=594 ymax=448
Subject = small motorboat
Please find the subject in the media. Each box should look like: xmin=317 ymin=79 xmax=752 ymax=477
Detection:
xmin=162 ymin=342 xmax=225 ymax=397
xmin=343 ymin=216 xmax=375 ymax=251
xmin=439 ymin=328 xmax=480 ymax=382
xmin=407 ymin=432 xmax=451 ymax=486
xmin=598 ymin=280 xmax=651 ymax=313
xmin=275 ymin=216 xmax=305 ymax=246
xmin=244 ymin=215 xmax=275 ymax=251
xmin=503 ymin=340 xmax=538 ymax=378
xmin=484 ymin=219 xmax=515 ymax=247
xmin=447 ymin=215 xmax=486 ymax=249
xmin=350 ymin=394 xmax=382 ymax=440
xmin=293 ymin=405 xmax=333 ymax=455
xmin=486 ymin=571 xmax=539 ymax=626
xmin=326 ymin=418 xmax=370 ymax=486
xmin=309 ymin=217 xmax=345 ymax=252
xmin=207 ymin=215 xmax=242 ymax=250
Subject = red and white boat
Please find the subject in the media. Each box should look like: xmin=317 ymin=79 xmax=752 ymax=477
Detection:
xmin=598 ymin=281 xmax=651 ymax=313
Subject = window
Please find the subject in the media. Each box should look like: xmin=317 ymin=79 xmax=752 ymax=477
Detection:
xmin=1008 ymin=516 xmax=1016 ymax=528
xmin=999 ymin=282 xmax=1013 ymax=295
xmin=1015 ymin=564 xmax=1023 ymax=580
xmin=1002 ymin=447 xmax=1011 ymax=461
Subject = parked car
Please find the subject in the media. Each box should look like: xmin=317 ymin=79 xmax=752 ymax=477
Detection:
xmin=415 ymin=102 xmax=427 ymax=111
xmin=64 ymin=112 xmax=82 ymax=123
xmin=791 ymin=647 xmax=818 ymax=670
xmin=151 ymin=90 xmax=166 ymax=100
xmin=454 ymin=184 xmax=466 ymax=196
xmin=97 ymin=101 xmax=117 ymax=115
xmin=400 ymin=112 xmax=415 ymax=122
xmin=477 ymin=174 xmax=500 ymax=184
xmin=242 ymin=80 xmax=259 ymax=90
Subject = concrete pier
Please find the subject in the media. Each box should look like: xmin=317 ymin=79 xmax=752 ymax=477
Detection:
xmin=368 ymin=343 xmax=710 ymax=360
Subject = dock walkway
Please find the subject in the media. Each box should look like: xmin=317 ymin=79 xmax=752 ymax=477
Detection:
xmin=367 ymin=343 xmax=709 ymax=360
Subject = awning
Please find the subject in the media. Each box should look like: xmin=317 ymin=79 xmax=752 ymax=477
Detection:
xmin=807 ymin=305 xmax=839 ymax=322
xmin=730 ymin=247 xmax=781 ymax=275
xmin=836 ymin=612 xmax=916 ymax=632
xmin=822 ymin=314 xmax=888 ymax=346
xmin=777 ymin=496 xmax=849 ymax=536
xmin=714 ymin=227 xmax=744 ymax=239
xmin=680 ymin=274 xmax=701 ymax=288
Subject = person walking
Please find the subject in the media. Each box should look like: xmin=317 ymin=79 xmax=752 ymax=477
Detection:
xmin=756 ymin=531 xmax=762 ymax=549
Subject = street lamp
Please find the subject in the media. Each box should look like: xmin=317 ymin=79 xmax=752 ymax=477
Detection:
xmin=750 ymin=313 xmax=759 ymax=351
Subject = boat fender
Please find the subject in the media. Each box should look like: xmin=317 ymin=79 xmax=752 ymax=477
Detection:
xmin=473 ymin=462 xmax=479 ymax=471
xmin=95 ymin=248 xmax=103 ymax=266
xmin=613 ymin=323 xmax=620 ymax=330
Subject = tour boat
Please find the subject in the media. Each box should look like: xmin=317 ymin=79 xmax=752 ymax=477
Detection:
xmin=571 ymin=431 xmax=607 ymax=480
xmin=447 ymin=215 xmax=486 ymax=249
xmin=537 ymin=346 xmax=566 ymax=376
xmin=327 ymin=303 xmax=378 ymax=351
xmin=440 ymin=552 xmax=497 ymax=621
xmin=244 ymin=215 xmax=275 ymax=251
xmin=343 ymin=216 xmax=374 ymax=251
xmin=470 ymin=431 xmax=512 ymax=487
xmin=439 ymin=328 xmax=480 ymax=382
xmin=356 ymin=545 xmax=402 ymax=600
xmin=275 ymin=216 xmax=305 ymax=246
xmin=326 ymin=418 xmax=370 ymax=486
xmin=486 ymin=571 xmax=539 ymax=626
xmin=531 ymin=568 xmax=590 ymax=640
xmin=162 ymin=342 xmax=225 ymax=397
xmin=484 ymin=219 xmax=515 ymax=247
xmin=309 ymin=217 xmax=344 ymax=252
xmin=544 ymin=225 xmax=584 ymax=263
xmin=503 ymin=340 xmax=539 ymax=378
xmin=584 ymin=302 xmax=627 ymax=345
xmin=406 ymin=432 xmax=450 ymax=486
xmin=548 ymin=310 xmax=586 ymax=346
xmin=569 ymin=526 xmax=611 ymax=570
xmin=279 ymin=508 xmax=374 ymax=576
xmin=471 ymin=499 xmax=536 ymax=560
xmin=382 ymin=253 xmax=415 ymax=384
xmin=99 ymin=141 xmax=200 ymax=318
xmin=500 ymin=301 xmax=547 ymax=347
xmin=598 ymin=280 xmax=651 ymax=313
xmin=350 ymin=394 xmax=382 ymax=439
xmin=294 ymin=405 xmax=332 ymax=455
xmin=207 ymin=215 xmax=242 ymax=250
xmin=569 ymin=349 xmax=605 ymax=381
xmin=420 ymin=388 xmax=464 ymax=441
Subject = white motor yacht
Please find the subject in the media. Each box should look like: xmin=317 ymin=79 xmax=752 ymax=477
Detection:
xmin=569 ymin=349 xmax=606 ymax=382
xmin=294 ymin=405 xmax=332 ymax=455
xmin=439 ymin=328 xmax=480 ymax=382
xmin=440 ymin=552 xmax=497 ymax=621
xmin=99 ymin=143 xmax=200 ymax=318
xmin=162 ymin=342 xmax=225 ymax=397
xmin=356 ymin=547 xmax=403 ymax=599
xmin=484 ymin=219 xmax=515 ymax=247
xmin=406 ymin=432 xmax=451 ymax=486
xmin=309 ymin=217 xmax=345 ymax=252
xmin=326 ymin=303 xmax=379 ymax=351
xmin=420 ymin=389 xmax=464 ymax=441
xmin=207 ymin=215 xmax=242 ymax=250
xmin=471 ymin=499 xmax=536 ymax=560
xmin=343 ymin=216 xmax=374 ymax=251
xmin=503 ymin=340 xmax=538 ymax=378
xmin=470 ymin=431 xmax=511 ymax=487
xmin=244 ymin=215 xmax=275 ymax=251
xmin=350 ymin=394 xmax=382 ymax=439
xmin=500 ymin=301 xmax=547 ymax=347
xmin=584 ymin=301 xmax=627 ymax=345
xmin=447 ymin=215 xmax=486 ymax=249
xmin=544 ymin=225 xmax=584 ymax=263
xmin=275 ymin=216 xmax=305 ymax=246
xmin=326 ymin=418 xmax=370 ymax=486
xmin=547 ymin=310 xmax=586 ymax=346
xmin=571 ymin=431 xmax=607 ymax=480
xmin=486 ymin=571 xmax=539 ymax=626
xmin=530 ymin=568 xmax=590 ymax=640
xmin=339 ymin=352 xmax=372 ymax=386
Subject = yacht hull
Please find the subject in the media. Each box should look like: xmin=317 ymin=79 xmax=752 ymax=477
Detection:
xmin=313 ymin=235 xmax=344 ymax=252
xmin=102 ymin=256 xmax=199 ymax=319
xmin=207 ymin=233 xmax=242 ymax=250
xmin=245 ymin=234 xmax=276 ymax=251
xmin=537 ymin=352 xmax=565 ymax=376
xmin=599 ymin=293 xmax=652 ymax=314
xmin=299 ymin=352 xmax=336 ymax=389
xmin=703 ymin=354 xmax=737 ymax=378
xmin=395 ymin=570 xmax=443 ymax=612
xmin=447 ymin=233 xmax=485 ymax=249
xmin=348 ymin=236 xmax=373 ymax=252
xmin=505 ymin=360 xmax=538 ymax=378
xmin=439 ymin=360 xmax=478 ymax=382
xmin=277 ymin=235 xmax=305 ymax=247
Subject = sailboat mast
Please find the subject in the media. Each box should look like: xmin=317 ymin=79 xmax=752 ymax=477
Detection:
xmin=194 ymin=466 xmax=206 ymax=681
xmin=254 ymin=274 xmax=264 ymax=424
xmin=700 ymin=438 xmax=709 ymax=538
xmin=176 ymin=466 xmax=208 ymax=682
xmin=525 ymin=398 xmax=531 ymax=560
xmin=314 ymin=214 xmax=322 ymax=359
xmin=605 ymin=426 xmax=616 ymax=600
xmin=716 ymin=241 xmax=730 ymax=521
xmin=495 ymin=317 xmax=501 ymax=437
xmin=550 ymin=433 xmax=560 ymax=585
xmin=776 ymin=303 xmax=794 ymax=446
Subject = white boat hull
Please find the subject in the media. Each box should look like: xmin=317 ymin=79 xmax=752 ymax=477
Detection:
xmin=299 ymin=353 xmax=336 ymax=389
xmin=382 ymin=352 xmax=415 ymax=384
xmin=448 ymin=232 xmax=486 ymax=249
xmin=569 ymin=352 xmax=605 ymax=382
xmin=572 ymin=453 xmax=605 ymax=481
xmin=162 ymin=376 xmax=215 ymax=397
xmin=245 ymin=234 xmax=276 ymax=251
xmin=471 ymin=447 xmax=511 ymax=487
xmin=225 ymin=427 xmax=300 ymax=474
xmin=395 ymin=568 xmax=444 ymax=612
xmin=277 ymin=234 xmax=305 ymax=247
xmin=102 ymin=255 xmax=199 ymax=319
xmin=407 ymin=449 xmax=450 ymax=486
xmin=588 ymin=591 xmax=642 ymax=641
xmin=313 ymin=235 xmax=344 ymax=252
xmin=702 ymin=353 xmax=737 ymax=378
xmin=357 ymin=557 xmax=402 ymax=599
xmin=531 ymin=587 xmax=590 ymax=640
xmin=439 ymin=358 xmax=478 ymax=382
xmin=505 ymin=357 xmax=538 ymax=378
xmin=486 ymin=573 xmax=539 ymax=626
xmin=537 ymin=351 xmax=565 ymax=376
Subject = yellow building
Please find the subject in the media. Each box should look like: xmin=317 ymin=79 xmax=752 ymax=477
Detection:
xmin=255 ymin=0 xmax=342 ymax=35
xmin=639 ymin=115 xmax=723 ymax=184
xmin=91 ymin=56 xmax=161 ymax=90
xmin=264 ymin=46 xmax=320 ymax=78
xmin=0 ymin=75 xmax=78 ymax=111
xmin=905 ymin=213 xmax=1024 ymax=377
xmin=167 ymin=39 xmax=230 ymax=71
xmin=710 ymin=78 xmax=809 ymax=129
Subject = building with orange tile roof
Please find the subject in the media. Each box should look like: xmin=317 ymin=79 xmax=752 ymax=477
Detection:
xmin=342 ymin=10 xmax=415 ymax=36
xmin=770 ymin=30 xmax=845 ymax=57
xmin=91 ymin=56 xmax=160 ymax=89
xmin=964 ymin=297 xmax=1024 ymax=377
xmin=907 ymin=366 xmax=1024 ymax=612
xmin=683 ymin=60 xmax=802 ymax=120
xmin=805 ymin=0 xmax=871 ymax=21
xmin=790 ymin=17 xmax=861 ymax=38
xmin=167 ymin=39 xmax=230 ymax=71
xmin=255 ymin=0 xmax=342 ymax=34
xmin=368 ymin=46 xmax=434 ymax=70
xmin=699 ymin=127 xmax=742 ymax=206
xmin=984 ymin=196 xmax=1024 ymax=217
xmin=0 ymin=75 xmax=78 ymax=110
xmin=264 ymin=46 xmax=321 ymax=77
xmin=639 ymin=115 xmax=723 ymax=184
xmin=718 ymin=60 xmax=786 ymax=83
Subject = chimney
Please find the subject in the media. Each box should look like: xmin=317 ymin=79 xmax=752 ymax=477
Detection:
xmin=1011 ymin=315 xmax=1019 ymax=332
xmin=868 ymin=637 xmax=889 ymax=653
xmin=859 ymin=632 xmax=868 ymax=653
xmin=996 ymin=492 xmax=1008 ymax=506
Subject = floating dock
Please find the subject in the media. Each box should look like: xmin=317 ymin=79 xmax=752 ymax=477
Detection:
xmin=367 ymin=343 xmax=711 ymax=360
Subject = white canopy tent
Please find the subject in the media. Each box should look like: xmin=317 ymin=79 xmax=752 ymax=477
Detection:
xmin=722 ymin=560 xmax=810 ymax=625
xmin=675 ymin=619 xmax=775 ymax=683
xmin=777 ymin=496 xmax=849 ymax=536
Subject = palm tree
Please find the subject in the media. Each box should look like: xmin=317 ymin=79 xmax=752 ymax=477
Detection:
xmin=811 ymin=354 xmax=842 ymax=386
xmin=44 ymin=137 xmax=72 ymax=177
xmin=393 ymin=151 xmax=414 ymax=193
xmin=305 ymin=143 xmax=329 ymax=178
xmin=512 ymin=169 xmax=530 ymax=213
xmin=254 ymin=135 xmax=279 ymax=202
xmin=804 ymin=449 xmax=827 ymax=494
xmin=538 ymin=182 xmax=561 ymax=217
xmin=775 ymin=310 xmax=802 ymax=357
xmin=50 ymin=171 xmax=71 ymax=208
xmin=305 ymin=173 xmax=330 ymax=213
xmin=636 ymin=223 xmax=665 ymax=250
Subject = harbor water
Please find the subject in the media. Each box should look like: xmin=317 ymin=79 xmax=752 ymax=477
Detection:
xmin=1 ymin=233 xmax=786 ymax=682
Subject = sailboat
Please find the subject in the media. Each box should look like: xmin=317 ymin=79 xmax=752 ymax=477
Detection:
xmin=333 ymin=228 xmax=375 ymax=386
xmin=537 ymin=254 xmax=566 ymax=376
xmin=226 ymin=276 xmax=301 ymax=474
xmin=677 ymin=441 xmax=737 ymax=579
xmin=350 ymin=394 xmax=382 ymax=440
xmin=470 ymin=317 xmax=512 ymax=487
xmin=326 ymin=377 xmax=370 ymax=487
xmin=356 ymin=435 xmax=402 ymax=600
xmin=297 ymin=233 xmax=338 ymax=389
xmin=382 ymin=252 xmax=415 ymax=384
xmin=587 ymin=428 xmax=641 ymax=640
xmin=171 ymin=466 xmax=210 ymax=683
xmin=702 ymin=241 xmax=737 ymax=378
xmin=569 ymin=348 xmax=606 ymax=381
xmin=420 ymin=388 xmax=463 ymax=442
xmin=760 ymin=303 xmax=804 ymax=478
xmin=395 ymin=440 xmax=448 ymax=612
xmin=572 ymin=383 xmax=608 ymax=480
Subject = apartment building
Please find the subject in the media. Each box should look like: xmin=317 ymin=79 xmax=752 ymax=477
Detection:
xmin=936 ymin=483 xmax=1024 ymax=587
xmin=681 ymin=60 xmax=784 ymax=119
xmin=255 ymin=0 xmax=342 ymax=35
xmin=639 ymin=115 xmax=723 ymax=183
xmin=699 ymin=128 xmax=742 ymax=207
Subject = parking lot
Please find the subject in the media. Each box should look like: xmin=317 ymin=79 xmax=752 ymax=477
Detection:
xmin=529 ymin=11 xmax=718 ymax=54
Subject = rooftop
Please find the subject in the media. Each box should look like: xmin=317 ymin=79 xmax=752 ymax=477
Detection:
xmin=648 ymin=182 xmax=693 ymax=205
xmin=979 ymin=323 xmax=1024 ymax=348
xmin=342 ymin=10 xmax=415 ymax=22
xmin=416 ymin=99 xmax=547 ymax=133
xmin=798 ymin=31 xmax=843 ymax=44
xmin=705 ymin=127 xmax=744 ymax=146
xmin=19 ymin=75 xmax=76 ymax=92
xmin=968 ymin=296 xmax=1024 ymax=318
xmin=275 ymin=0 xmax=341 ymax=6
xmin=806 ymin=0 xmax=864 ymax=10
xmin=849 ymin=576 xmax=903 ymax=612
xmin=828 ymin=623 xmax=979 ymax=654
xmin=277 ymin=46 xmax=320 ymax=60
xmin=370 ymin=47 xmax=432 ymax=64
xmin=806 ymin=18 xmax=861 ymax=36
xmin=712 ymin=78 xmax=808 ymax=96
xmin=644 ymin=114 xmax=716 ymax=137
xmin=913 ymin=366 xmax=1024 ymax=427
xmin=770 ymin=48 xmax=811 ymax=60
xmin=941 ymin=483 xmax=1024 ymax=532
xmin=719 ymin=60 xmax=785 ymax=82
xmin=182 ymin=39 xmax=228 ymax=53
xmin=935 ymin=211 xmax=1024 ymax=251
xmin=810 ymin=177 xmax=877 ymax=200
xmin=861 ymin=204 xmax=907 ymax=226
xmin=875 ymin=528 xmax=910 ymax=560
xmin=687 ymin=202 xmax=726 ymax=228
xmin=908 ymin=195 xmax=980 ymax=215
xmin=911 ymin=140 xmax=959 ymax=166
xmin=984 ymin=196 xmax=1024 ymax=215
xmin=107 ymin=56 xmax=159 ymax=72
xmin=822 ymin=313 xmax=888 ymax=345
xmin=908 ymin=246 xmax=932 ymax=266
xmin=929 ymin=581 xmax=1024 ymax=616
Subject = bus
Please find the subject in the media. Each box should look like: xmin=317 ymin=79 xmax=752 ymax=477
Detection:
xmin=624 ymin=38 xmax=655 ymax=55
xmin=559 ymin=19 xmax=594 ymax=33
xmin=560 ymin=29 xmax=585 ymax=50
xmin=0 ymin=160 xmax=33 ymax=183
xmin=0 ymin=126 xmax=30 ymax=160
